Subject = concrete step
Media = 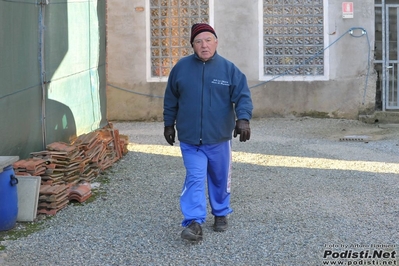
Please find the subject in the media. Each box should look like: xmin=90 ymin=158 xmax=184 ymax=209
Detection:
xmin=359 ymin=111 xmax=399 ymax=124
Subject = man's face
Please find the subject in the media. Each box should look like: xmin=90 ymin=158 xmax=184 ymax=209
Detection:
xmin=192 ymin=32 xmax=218 ymax=62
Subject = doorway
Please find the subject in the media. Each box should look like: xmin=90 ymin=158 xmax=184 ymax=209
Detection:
xmin=375 ymin=0 xmax=399 ymax=111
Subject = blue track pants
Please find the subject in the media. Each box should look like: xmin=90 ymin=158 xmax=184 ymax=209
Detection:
xmin=180 ymin=141 xmax=233 ymax=227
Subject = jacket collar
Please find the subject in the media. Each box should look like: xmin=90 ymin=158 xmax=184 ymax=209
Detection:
xmin=194 ymin=51 xmax=218 ymax=62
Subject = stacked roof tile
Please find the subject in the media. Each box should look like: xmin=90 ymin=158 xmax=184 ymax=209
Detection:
xmin=68 ymin=182 xmax=92 ymax=203
xmin=38 ymin=184 xmax=69 ymax=215
xmin=13 ymin=158 xmax=47 ymax=176
xmin=13 ymin=122 xmax=129 ymax=216
xmin=31 ymin=142 xmax=84 ymax=185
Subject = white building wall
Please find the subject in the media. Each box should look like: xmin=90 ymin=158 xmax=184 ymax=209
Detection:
xmin=106 ymin=0 xmax=376 ymax=121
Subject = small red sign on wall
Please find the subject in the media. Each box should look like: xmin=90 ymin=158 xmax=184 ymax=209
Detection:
xmin=342 ymin=2 xmax=354 ymax=18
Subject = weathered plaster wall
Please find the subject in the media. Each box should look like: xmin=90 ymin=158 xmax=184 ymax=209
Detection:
xmin=106 ymin=0 xmax=376 ymax=121
xmin=107 ymin=0 xmax=163 ymax=121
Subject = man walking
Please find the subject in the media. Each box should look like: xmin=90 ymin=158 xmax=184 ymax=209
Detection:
xmin=163 ymin=23 xmax=253 ymax=242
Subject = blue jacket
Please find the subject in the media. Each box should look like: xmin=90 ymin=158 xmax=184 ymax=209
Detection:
xmin=163 ymin=52 xmax=253 ymax=145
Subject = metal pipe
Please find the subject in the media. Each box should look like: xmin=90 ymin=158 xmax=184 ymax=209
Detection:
xmin=382 ymin=0 xmax=386 ymax=111
xmin=38 ymin=0 xmax=48 ymax=149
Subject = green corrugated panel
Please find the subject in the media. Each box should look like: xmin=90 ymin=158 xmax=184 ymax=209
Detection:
xmin=0 ymin=0 xmax=107 ymax=159
xmin=45 ymin=1 xmax=105 ymax=143
xmin=0 ymin=1 xmax=43 ymax=158
xmin=45 ymin=0 xmax=107 ymax=145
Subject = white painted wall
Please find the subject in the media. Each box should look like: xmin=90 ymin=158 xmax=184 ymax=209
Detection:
xmin=107 ymin=0 xmax=376 ymax=120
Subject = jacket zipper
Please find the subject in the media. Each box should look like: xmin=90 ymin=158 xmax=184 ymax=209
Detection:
xmin=200 ymin=61 xmax=205 ymax=145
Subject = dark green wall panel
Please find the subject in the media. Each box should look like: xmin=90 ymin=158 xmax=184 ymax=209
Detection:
xmin=0 ymin=0 xmax=107 ymax=159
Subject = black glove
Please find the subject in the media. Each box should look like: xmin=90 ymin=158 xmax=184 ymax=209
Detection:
xmin=233 ymin=119 xmax=250 ymax=142
xmin=164 ymin=126 xmax=175 ymax=146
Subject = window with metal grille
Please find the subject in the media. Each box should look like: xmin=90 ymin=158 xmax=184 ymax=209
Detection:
xmin=149 ymin=0 xmax=211 ymax=80
xmin=262 ymin=0 xmax=326 ymax=80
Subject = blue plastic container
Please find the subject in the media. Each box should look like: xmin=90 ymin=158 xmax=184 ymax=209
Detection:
xmin=0 ymin=165 xmax=18 ymax=231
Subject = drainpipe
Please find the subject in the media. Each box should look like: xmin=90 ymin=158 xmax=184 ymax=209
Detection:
xmin=382 ymin=0 xmax=386 ymax=111
xmin=39 ymin=0 xmax=48 ymax=149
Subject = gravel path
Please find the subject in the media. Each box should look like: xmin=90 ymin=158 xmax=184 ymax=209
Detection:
xmin=1 ymin=117 xmax=399 ymax=266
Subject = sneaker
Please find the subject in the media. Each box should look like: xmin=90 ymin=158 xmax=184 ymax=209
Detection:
xmin=213 ymin=216 xmax=228 ymax=232
xmin=181 ymin=221 xmax=203 ymax=241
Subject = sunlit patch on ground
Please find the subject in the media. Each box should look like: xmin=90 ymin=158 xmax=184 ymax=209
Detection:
xmin=128 ymin=143 xmax=399 ymax=174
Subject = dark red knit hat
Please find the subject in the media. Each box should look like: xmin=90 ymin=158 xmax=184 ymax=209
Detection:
xmin=190 ymin=23 xmax=217 ymax=44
